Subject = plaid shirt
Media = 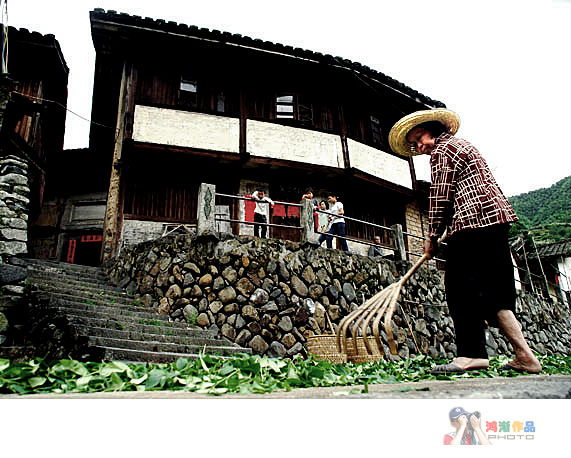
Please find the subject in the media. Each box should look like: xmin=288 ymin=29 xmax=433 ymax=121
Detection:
xmin=428 ymin=133 xmax=518 ymax=237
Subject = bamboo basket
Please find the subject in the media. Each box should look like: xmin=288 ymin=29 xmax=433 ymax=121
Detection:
xmin=306 ymin=313 xmax=347 ymax=364
xmin=345 ymin=336 xmax=384 ymax=364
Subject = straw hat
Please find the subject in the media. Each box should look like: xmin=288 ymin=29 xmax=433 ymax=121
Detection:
xmin=388 ymin=108 xmax=460 ymax=157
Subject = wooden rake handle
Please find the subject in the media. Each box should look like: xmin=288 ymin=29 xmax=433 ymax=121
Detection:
xmin=383 ymin=231 xmax=448 ymax=354
xmin=400 ymin=230 xmax=448 ymax=283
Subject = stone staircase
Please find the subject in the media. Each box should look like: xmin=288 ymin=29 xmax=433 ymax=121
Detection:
xmin=22 ymin=259 xmax=251 ymax=363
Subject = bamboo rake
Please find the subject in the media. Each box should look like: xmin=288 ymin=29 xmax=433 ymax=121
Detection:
xmin=335 ymin=234 xmax=445 ymax=358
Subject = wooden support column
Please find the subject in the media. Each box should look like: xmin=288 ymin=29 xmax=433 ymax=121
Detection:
xmin=337 ymin=105 xmax=350 ymax=169
xmin=239 ymin=88 xmax=247 ymax=155
xmin=408 ymin=156 xmax=418 ymax=191
xmin=101 ymin=61 xmax=134 ymax=263
xmin=391 ymin=223 xmax=406 ymax=261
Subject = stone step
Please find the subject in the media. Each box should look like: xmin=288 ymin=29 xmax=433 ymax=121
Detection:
xmin=15 ymin=258 xmax=253 ymax=363
xmin=20 ymin=258 xmax=105 ymax=274
xmin=27 ymin=267 xmax=120 ymax=284
xmin=53 ymin=302 xmax=200 ymax=332
xmin=93 ymin=346 xmax=225 ymax=363
xmin=23 ymin=260 xmax=108 ymax=281
xmin=74 ymin=324 xmax=225 ymax=346
xmin=39 ymin=288 xmax=144 ymax=310
xmin=48 ymin=294 xmax=150 ymax=312
xmin=27 ymin=266 xmax=113 ymax=290
xmin=0 ymin=345 xmax=38 ymax=362
xmin=46 ymin=297 xmax=198 ymax=331
xmin=53 ymin=301 xmax=169 ymax=323
xmin=64 ymin=313 xmax=206 ymax=337
xmin=87 ymin=336 xmax=247 ymax=356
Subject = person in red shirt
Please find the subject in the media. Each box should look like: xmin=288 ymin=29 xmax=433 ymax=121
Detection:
xmin=444 ymin=407 xmax=491 ymax=445
xmin=389 ymin=109 xmax=541 ymax=375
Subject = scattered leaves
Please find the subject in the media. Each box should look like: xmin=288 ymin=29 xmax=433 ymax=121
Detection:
xmin=0 ymin=353 xmax=568 ymax=396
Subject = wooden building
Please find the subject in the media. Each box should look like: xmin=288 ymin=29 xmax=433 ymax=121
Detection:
xmin=84 ymin=9 xmax=447 ymax=264
xmin=1 ymin=27 xmax=68 ymax=216
xmin=525 ymin=239 xmax=571 ymax=306
xmin=0 ymin=26 xmax=68 ymax=259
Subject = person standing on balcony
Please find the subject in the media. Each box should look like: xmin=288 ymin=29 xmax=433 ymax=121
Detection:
xmin=251 ymin=188 xmax=274 ymax=239
xmin=317 ymin=200 xmax=330 ymax=234
xmin=302 ymin=188 xmax=319 ymax=230
xmin=368 ymin=235 xmax=384 ymax=258
xmin=301 ymin=188 xmax=319 ymax=209
xmin=319 ymin=193 xmax=348 ymax=252
xmin=389 ymin=108 xmax=541 ymax=375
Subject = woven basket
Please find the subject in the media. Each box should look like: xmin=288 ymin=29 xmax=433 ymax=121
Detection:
xmin=306 ymin=313 xmax=347 ymax=364
xmin=306 ymin=334 xmax=347 ymax=364
xmin=344 ymin=337 xmax=384 ymax=364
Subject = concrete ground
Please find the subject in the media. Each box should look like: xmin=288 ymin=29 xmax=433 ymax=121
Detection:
xmin=3 ymin=374 xmax=570 ymax=399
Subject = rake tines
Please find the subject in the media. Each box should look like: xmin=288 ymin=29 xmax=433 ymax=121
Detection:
xmin=336 ymin=277 xmax=403 ymax=357
xmin=335 ymin=247 xmax=436 ymax=359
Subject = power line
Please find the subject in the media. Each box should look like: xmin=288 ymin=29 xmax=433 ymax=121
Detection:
xmin=11 ymin=90 xmax=116 ymax=131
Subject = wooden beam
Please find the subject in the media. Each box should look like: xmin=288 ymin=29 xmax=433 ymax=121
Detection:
xmin=101 ymin=61 xmax=134 ymax=263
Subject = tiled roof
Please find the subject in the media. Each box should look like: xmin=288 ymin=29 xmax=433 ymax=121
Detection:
xmin=9 ymin=26 xmax=69 ymax=74
xmin=90 ymin=8 xmax=445 ymax=109
xmin=536 ymin=240 xmax=571 ymax=258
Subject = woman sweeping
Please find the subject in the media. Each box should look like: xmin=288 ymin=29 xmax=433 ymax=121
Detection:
xmin=388 ymin=108 xmax=541 ymax=375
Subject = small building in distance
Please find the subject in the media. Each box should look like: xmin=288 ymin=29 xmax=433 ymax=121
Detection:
xmin=0 ymin=26 xmax=68 ymax=260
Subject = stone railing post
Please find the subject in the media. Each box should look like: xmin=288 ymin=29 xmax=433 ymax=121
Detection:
xmin=300 ymin=198 xmax=318 ymax=244
xmin=197 ymin=183 xmax=216 ymax=236
xmin=391 ymin=224 xmax=406 ymax=261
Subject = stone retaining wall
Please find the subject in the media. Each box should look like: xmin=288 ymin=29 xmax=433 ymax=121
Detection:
xmin=0 ymin=154 xmax=30 ymax=346
xmin=106 ymin=233 xmax=571 ymax=360
xmin=0 ymin=155 xmax=29 ymax=260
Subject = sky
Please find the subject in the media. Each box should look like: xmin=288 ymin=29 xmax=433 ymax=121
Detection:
xmin=7 ymin=0 xmax=571 ymax=197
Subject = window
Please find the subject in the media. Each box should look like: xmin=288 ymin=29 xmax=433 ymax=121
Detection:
xmin=370 ymin=115 xmax=382 ymax=145
xmin=216 ymin=92 xmax=226 ymax=113
xmin=276 ymin=94 xmax=294 ymax=119
xmin=275 ymin=93 xmax=313 ymax=125
xmin=298 ymin=97 xmax=313 ymax=125
xmin=180 ymin=76 xmax=197 ymax=106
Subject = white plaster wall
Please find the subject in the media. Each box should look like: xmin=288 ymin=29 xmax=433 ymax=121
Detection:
xmin=120 ymin=220 xmax=167 ymax=250
xmin=558 ymin=257 xmax=571 ymax=292
xmin=132 ymin=105 xmax=240 ymax=153
xmin=246 ymin=120 xmax=344 ymax=168
xmin=347 ymin=139 xmax=412 ymax=189
xmin=513 ymin=253 xmax=523 ymax=291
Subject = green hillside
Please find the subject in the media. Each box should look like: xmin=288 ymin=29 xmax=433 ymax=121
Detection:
xmin=508 ymin=176 xmax=571 ymax=244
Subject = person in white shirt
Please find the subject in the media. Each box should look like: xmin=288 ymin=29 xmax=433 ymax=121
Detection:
xmin=251 ymin=188 xmax=274 ymax=238
xmin=317 ymin=201 xmax=330 ymax=235
xmin=317 ymin=193 xmax=348 ymax=251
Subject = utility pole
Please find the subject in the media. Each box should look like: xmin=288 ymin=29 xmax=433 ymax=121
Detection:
xmin=519 ymin=234 xmax=536 ymax=295
xmin=529 ymin=231 xmax=550 ymax=299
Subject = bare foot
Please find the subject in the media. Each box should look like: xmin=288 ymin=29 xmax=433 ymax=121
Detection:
xmin=452 ymin=357 xmax=490 ymax=370
xmin=503 ymin=357 xmax=542 ymax=374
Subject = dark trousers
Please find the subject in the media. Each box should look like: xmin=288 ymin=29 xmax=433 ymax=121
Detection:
xmin=254 ymin=212 xmax=267 ymax=238
xmin=444 ymin=223 xmax=515 ymax=359
xmin=318 ymin=222 xmax=348 ymax=251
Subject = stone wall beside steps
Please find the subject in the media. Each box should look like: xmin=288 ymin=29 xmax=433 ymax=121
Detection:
xmin=105 ymin=232 xmax=571 ymax=360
